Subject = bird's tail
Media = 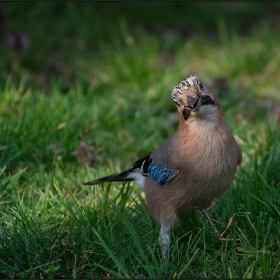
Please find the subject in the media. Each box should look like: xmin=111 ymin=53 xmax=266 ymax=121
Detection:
xmin=83 ymin=170 xmax=133 ymax=185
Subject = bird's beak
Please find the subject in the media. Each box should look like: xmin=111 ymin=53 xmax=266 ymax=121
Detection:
xmin=187 ymin=96 xmax=200 ymax=109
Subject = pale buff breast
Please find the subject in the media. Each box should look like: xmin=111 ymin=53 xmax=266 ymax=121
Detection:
xmin=144 ymin=108 xmax=241 ymax=223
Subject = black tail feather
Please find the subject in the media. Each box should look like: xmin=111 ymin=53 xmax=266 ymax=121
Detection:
xmin=83 ymin=170 xmax=133 ymax=185
xmin=84 ymin=150 xmax=152 ymax=186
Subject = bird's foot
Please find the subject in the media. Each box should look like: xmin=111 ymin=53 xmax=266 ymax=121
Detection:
xmin=201 ymin=210 xmax=226 ymax=245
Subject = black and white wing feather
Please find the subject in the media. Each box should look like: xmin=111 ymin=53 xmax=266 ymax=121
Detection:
xmin=83 ymin=150 xmax=179 ymax=189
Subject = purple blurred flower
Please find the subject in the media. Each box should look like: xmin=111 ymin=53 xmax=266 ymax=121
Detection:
xmin=6 ymin=30 xmax=29 ymax=51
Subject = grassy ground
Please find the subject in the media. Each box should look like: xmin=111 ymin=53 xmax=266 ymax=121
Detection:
xmin=1 ymin=2 xmax=280 ymax=278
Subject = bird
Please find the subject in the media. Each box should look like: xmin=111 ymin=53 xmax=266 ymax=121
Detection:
xmin=84 ymin=75 xmax=242 ymax=257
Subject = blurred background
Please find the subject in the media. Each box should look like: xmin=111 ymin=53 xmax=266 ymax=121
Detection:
xmin=0 ymin=2 xmax=279 ymax=95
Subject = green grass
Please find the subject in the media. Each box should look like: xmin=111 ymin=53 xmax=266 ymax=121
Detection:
xmin=1 ymin=2 xmax=280 ymax=278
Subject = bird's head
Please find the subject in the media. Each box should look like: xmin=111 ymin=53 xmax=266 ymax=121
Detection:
xmin=171 ymin=76 xmax=219 ymax=122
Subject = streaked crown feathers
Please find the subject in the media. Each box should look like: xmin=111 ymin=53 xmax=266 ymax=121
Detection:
xmin=171 ymin=75 xmax=201 ymax=104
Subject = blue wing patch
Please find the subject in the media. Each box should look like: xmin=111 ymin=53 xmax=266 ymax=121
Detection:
xmin=147 ymin=163 xmax=179 ymax=185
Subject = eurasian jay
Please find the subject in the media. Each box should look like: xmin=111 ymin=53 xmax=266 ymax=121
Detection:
xmin=84 ymin=75 xmax=242 ymax=256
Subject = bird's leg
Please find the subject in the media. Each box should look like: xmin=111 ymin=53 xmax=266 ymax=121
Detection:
xmin=159 ymin=223 xmax=171 ymax=258
xmin=201 ymin=210 xmax=219 ymax=236
xmin=201 ymin=210 xmax=225 ymax=245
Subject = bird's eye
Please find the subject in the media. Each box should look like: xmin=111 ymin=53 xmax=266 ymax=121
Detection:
xmin=199 ymin=83 xmax=204 ymax=90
